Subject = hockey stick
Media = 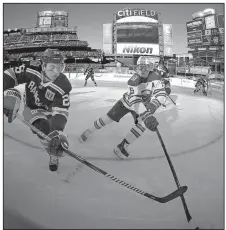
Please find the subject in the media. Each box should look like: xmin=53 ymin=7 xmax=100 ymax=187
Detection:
xmin=155 ymin=128 xmax=194 ymax=223
xmin=168 ymin=95 xmax=177 ymax=105
xmin=16 ymin=113 xmax=187 ymax=204
xmin=167 ymin=95 xmax=183 ymax=110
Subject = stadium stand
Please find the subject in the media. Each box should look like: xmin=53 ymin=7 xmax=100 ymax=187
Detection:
xmin=4 ymin=10 xmax=102 ymax=71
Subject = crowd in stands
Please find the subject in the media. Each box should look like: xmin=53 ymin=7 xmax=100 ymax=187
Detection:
xmin=52 ymin=34 xmax=68 ymax=41
xmin=64 ymin=63 xmax=102 ymax=73
xmin=35 ymin=34 xmax=49 ymax=41
xmin=4 ymin=33 xmax=79 ymax=44
xmin=4 ymin=40 xmax=89 ymax=50
xmin=4 ymin=49 xmax=102 ymax=62
xmin=4 ymin=32 xmax=103 ymax=67
xmin=68 ymin=34 xmax=78 ymax=40
xmin=4 ymin=34 xmax=21 ymax=43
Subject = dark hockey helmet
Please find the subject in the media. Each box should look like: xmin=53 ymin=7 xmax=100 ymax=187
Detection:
xmin=41 ymin=49 xmax=64 ymax=64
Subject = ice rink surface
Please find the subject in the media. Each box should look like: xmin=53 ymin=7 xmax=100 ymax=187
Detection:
xmin=4 ymin=78 xmax=224 ymax=229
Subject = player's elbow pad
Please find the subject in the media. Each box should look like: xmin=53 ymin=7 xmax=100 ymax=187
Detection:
xmin=3 ymin=74 xmax=15 ymax=91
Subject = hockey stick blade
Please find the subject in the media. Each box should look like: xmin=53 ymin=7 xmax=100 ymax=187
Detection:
xmin=15 ymin=113 xmax=187 ymax=204
xmin=145 ymin=186 xmax=187 ymax=203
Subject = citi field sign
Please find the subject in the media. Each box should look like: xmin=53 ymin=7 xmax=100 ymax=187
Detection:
xmin=116 ymin=9 xmax=159 ymax=21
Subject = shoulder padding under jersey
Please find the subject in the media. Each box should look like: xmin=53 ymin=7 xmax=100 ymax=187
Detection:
xmin=147 ymin=71 xmax=161 ymax=83
xmin=127 ymin=73 xmax=142 ymax=86
xmin=53 ymin=73 xmax=72 ymax=95
xmin=26 ymin=67 xmax=43 ymax=80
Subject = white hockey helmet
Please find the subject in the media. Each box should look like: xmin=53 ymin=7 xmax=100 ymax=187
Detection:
xmin=137 ymin=56 xmax=150 ymax=65
xmin=137 ymin=56 xmax=151 ymax=74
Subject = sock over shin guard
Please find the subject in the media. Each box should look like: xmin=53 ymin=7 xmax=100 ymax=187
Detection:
xmin=124 ymin=122 xmax=146 ymax=145
xmin=91 ymin=115 xmax=114 ymax=132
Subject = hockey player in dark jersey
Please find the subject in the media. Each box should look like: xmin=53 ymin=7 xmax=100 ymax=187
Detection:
xmin=158 ymin=64 xmax=172 ymax=107
xmin=79 ymin=56 xmax=168 ymax=159
xmin=162 ymin=77 xmax=171 ymax=96
xmin=4 ymin=48 xmax=72 ymax=171
xmin=194 ymin=77 xmax=207 ymax=96
xmin=153 ymin=63 xmax=171 ymax=95
xmin=84 ymin=66 xmax=97 ymax=86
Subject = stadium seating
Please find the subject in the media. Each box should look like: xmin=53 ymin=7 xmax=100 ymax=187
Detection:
xmin=35 ymin=34 xmax=49 ymax=42
xmin=52 ymin=33 xmax=66 ymax=40
xmin=20 ymin=35 xmax=35 ymax=43
xmin=68 ymin=34 xmax=78 ymax=40
xmin=3 ymin=28 xmax=101 ymax=67
xmin=4 ymin=34 xmax=21 ymax=43
xmin=64 ymin=63 xmax=102 ymax=73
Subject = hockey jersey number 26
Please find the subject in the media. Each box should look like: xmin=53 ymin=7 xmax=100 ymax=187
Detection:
xmin=4 ymin=64 xmax=72 ymax=122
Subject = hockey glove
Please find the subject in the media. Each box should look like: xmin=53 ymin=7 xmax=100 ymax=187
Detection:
xmin=47 ymin=130 xmax=69 ymax=157
xmin=141 ymin=111 xmax=159 ymax=132
xmin=145 ymin=102 xmax=157 ymax=114
xmin=165 ymin=87 xmax=171 ymax=95
xmin=4 ymin=88 xmax=21 ymax=123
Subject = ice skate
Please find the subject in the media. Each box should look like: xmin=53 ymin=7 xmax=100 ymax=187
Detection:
xmin=113 ymin=139 xmax=130 ymax=160
xmin=79 ymin=129 xmax=92 ymax=143
xmin=49 ymin=155 xmax=59 ymax=172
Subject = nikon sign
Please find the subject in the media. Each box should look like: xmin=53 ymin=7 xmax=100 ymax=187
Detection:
xmin=123 ymin=46 xmax=152 ymax=54
xmin=117 ymin=43 xmax=159 ymax=55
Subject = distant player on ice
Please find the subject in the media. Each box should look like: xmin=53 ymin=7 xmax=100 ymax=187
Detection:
xmin=79 ymin=56 xmax=170 ymax=159
xmin=194 ymin=76 xmax=207 ymax=96
xmin=84 ymin=66 xmax=97 ymax=86
xmin=4 ymin=48 xmax=72 ymax=172
xmin=160 ymin=64 xmax=171 ymax=106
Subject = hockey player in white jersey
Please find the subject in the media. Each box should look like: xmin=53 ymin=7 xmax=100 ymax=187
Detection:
xmin=79 ymin=56 xmax=169 ymax=159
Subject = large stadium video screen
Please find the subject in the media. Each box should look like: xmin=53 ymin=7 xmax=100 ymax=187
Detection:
xmin=52 ymin=15 xmax=67 ymax=27
xmin=116 ymin=24 xmax=159 ymax=44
